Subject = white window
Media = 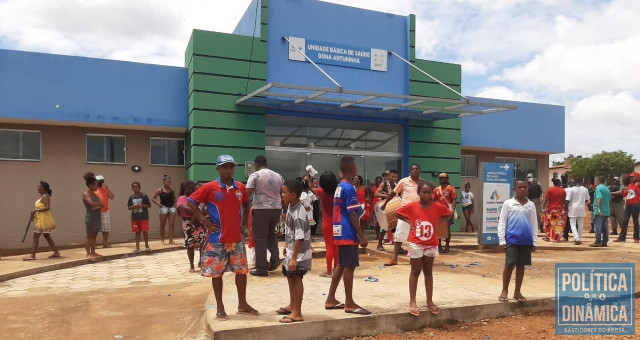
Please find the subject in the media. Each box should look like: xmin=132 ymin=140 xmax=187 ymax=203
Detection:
xmin=86 ymin=135 xmax=126 ymax=164
xmin=150 ymin=138 xmax=185 ymax=166
xmin=461 ymin=155 xmax=477 ymax=177
xmin=0 ymin=129 xmax=41 ymax=161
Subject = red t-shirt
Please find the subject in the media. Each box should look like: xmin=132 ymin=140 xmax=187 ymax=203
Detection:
xmin=545 ymin=186 xmax=566 ymax=210
xmin=395 ymin=201 xmax=450 ymax=246
xmin=188 ymin=179 xmax=249 ymax=244
xmin=624 ymin=182 xmax=640 ymax=206
xmin=371 ymin=185 xmax=380 ymax=205
xmin=314 ymin=188 xmax=334 ymax=224
xmin=433 ymin=185 xmax=457 ymax=207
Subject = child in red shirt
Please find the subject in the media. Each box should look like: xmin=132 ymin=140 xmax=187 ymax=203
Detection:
xmin=396 ymin=180 xmax=451 ymax=317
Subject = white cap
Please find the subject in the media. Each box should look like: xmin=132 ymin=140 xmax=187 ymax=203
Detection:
xmin=95 ymin=175 xmax=105 ymax=181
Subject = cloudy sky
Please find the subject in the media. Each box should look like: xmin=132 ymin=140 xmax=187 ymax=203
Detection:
xmin=1 ymin=0 xmax=637 ymax=164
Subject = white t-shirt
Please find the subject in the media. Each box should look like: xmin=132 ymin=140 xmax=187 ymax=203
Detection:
xmin=246 ymin=168 xmax=284 ymax=209
xmin=566 ymin=186 xmax=589 ymax=217
xmin=461 ymin=191 xmax=474 ymax=207
xmin=300 ymin=191 xmax=315 ymax=222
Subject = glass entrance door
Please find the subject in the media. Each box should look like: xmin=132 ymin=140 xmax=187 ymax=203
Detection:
xmin=266 ymin=149 xmax=400 ymax=187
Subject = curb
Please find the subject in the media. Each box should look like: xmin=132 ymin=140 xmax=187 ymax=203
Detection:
xmin=210 ymin=298 xmax=556 ymax=340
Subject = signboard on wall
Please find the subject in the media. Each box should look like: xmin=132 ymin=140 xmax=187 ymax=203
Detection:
xmin=480 ymin=162 xmax=514 ymax=245
xmin=288 ymin=37 xmax=387 ymax=72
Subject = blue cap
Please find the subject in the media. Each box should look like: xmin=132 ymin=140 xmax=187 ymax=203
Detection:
xmin=216 ymin=154 xmax=237 ymax=167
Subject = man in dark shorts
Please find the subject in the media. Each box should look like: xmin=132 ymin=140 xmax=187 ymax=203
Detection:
xmin=498 ymin=179 xmax=538 ymax=303
xmin=324 ymin=156 xmax=370 ymax=315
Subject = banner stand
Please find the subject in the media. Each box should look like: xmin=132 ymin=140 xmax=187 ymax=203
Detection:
xmin=479 ymin=162 xmax=514 ymax=246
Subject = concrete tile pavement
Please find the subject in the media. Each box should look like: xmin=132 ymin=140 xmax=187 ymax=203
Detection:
xmin=1 ymin=231 xmax=638 ymax=340
xmin=206 ymin=231 xmax=640 ymax=340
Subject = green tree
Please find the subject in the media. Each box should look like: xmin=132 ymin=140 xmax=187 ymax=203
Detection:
xmin=569 ymin=150 xmax=635 ymax=178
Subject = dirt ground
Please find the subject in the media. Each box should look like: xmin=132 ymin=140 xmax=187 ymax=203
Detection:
xmin=0 ymin=281 xmax=212 ymax=340
xmin=0 ymin=244 xmax=638 ymax=340
xmin=352 ymin=300 xmax=640 ymax=340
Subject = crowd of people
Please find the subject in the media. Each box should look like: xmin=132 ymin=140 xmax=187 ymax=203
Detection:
xmin=17 ymin=153 xmax=636 ymax=322
xmin=182 ymin=153 xmax=489 ymax=322
xmin=533 ymin=171 xmax=640 ymax=247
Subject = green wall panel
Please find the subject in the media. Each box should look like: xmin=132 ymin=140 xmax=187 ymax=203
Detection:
xmin=411 ymin=118 xmax=461 ymax=129
xmin=189 ymin=110 xmax=265 ymax=131
xmin=190 ymin=74 xmax=265 ymax=96
xmin=190 ymin=146 xmax=263 ymax=166
xmin=411 ymin=59 xmax=461 ymax=86
xmin=192 ymin=55 xmax=266 ymax=79
xmin=409 ymin=126 xmax=461 ymax=144
xmin=191 ymin=129 xmax=265 ymax=149
xmin=186 ymin=163 xmax=248 ymax=183
xmin=409 ymin=142 xmax=460 ymax=158
xmin=189 ymin=92 xmax=266 ymax=114
xmin=409 ymin=82 xmax=462 ymax=101
xmin=190 ymin=30 xmax=267 ymax=62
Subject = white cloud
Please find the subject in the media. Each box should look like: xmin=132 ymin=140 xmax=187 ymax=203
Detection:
xmin=498 ymin=35 xmax=640 ymax=96
xmin=457 ymin=59 xmax=488 ymax=76
xmin=564 ymin=91 xmax=640 ymax=159
xmin=0 ymin=0 xmax=254 ymax=66
xmin=474 ymin=86 xmax=536 ymax=102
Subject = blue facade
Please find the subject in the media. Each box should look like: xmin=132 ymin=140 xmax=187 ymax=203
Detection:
xmin=233 ymin=0 xmax=262 ymax=37
xmin=461 ymin=97 xmax=565 ymax=153
xmin=266 ymin=0 xmax=410 ymax=95
xmin=0 ymin=49 xmax=188 ymax=129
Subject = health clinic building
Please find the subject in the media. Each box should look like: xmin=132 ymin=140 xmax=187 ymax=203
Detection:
xmin=0 ymin=0 xmax=563 ymax=250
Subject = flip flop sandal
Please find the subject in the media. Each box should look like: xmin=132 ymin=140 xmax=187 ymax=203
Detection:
xmin=514 ymin=295 xmax=527 ymax=303
xmin=498 ymin=295 xmax=509 ymax=302
xmin=279 ymin=316 xmax=304 ymax=323
xmin=237 ymin=307 xmax=260 ymax=316
xmin=345 ymin=308 xmax=371 ymax=315
xmin=325 ymin=302 xmax=344 ymax=310
xmin=276 ymin=307 xmax=292 ymax=315
xmin=428 ymin=305 xmax=441 ymax=315
xmin=23 ymin=256 xmax=36 ymax=261
xmin=409 ymin=307 xmax=420 ymax=316
xmin=216 ymin=312 xmax=228 ymax=321
xmin=48 ymin=253 xmax=61 ymax=258
xmin=364 ymin=276 xmax=379 ymax=282
xmin=383 ymin=261 xmax=397 ymax=266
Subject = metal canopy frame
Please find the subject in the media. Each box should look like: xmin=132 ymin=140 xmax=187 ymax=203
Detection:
xmin=235 ymin=38 xmax=516 ymax=121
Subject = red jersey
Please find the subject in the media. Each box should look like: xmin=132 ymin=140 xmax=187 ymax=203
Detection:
xmin=188 ymin=179 xmax=249 ymax=244
xmin=395 ymin=201 xmax=450 ymax=246
xmin=545 ymin=186 xmax=566 ymax=210
xmin=624 ymin=182 xmax=640 ymax=206
xmin=433 ymin=185 xmax=457 ymax=208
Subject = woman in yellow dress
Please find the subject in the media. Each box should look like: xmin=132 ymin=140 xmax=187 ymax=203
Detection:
xmin=23 ymin=181 xmax=61 ymax=260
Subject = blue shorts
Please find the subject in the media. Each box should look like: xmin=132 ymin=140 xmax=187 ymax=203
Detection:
xmin=337 ymin=245 xmax=359 ymax=268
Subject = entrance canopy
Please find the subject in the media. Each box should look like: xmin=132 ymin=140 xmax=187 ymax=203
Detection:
xmin=236 ymin=82 xmax=516 ymax=121
xmin=236 ymin=39 xmax=516 ymax=121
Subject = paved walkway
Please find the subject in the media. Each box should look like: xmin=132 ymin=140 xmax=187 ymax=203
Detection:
xmin=0 ymin=250 xmax=201 ymax=296
xmin=1 ymin=232 xmax=638 ymax=339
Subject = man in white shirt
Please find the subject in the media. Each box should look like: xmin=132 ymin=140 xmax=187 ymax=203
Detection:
xmin=565 ymin=179 xmax=590 ymax=245
xmin=246 ymin=155 xmax=284 ymax=276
